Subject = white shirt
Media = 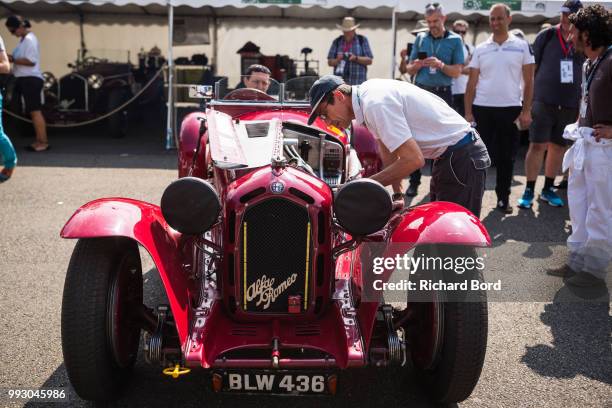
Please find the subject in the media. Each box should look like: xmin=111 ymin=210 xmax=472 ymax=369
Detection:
xmin=468 ymin=34 xmax=534 ymax=107
xmin=12 ymin=32 xmax=42 ymax=79
xmin=352 ymin=79 xmax=471 ymax=159
xmin=451 ymin=42 xmax=474 ymax=95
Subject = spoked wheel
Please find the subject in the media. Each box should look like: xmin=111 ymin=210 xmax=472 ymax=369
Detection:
xmin=404 ymin=244 xmax=488 ymax=404
xmin=61 ymin=237 xmax=143 ymax=401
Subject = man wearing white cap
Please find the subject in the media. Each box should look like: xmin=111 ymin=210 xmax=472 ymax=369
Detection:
xmin=327 ymin=16 xmax=373 ymax=85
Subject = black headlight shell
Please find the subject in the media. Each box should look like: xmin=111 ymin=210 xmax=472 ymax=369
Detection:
xmin=161 ymin=177 xmax=221 ymax=235
xmin=333 ymin=179 xmax=392 ymax=236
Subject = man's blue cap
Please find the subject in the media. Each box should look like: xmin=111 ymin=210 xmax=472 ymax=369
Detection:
xmin=561 ymin=0 xmax=583 ymax=14
xmin=307 ymin=75 xmax=345 ymax=125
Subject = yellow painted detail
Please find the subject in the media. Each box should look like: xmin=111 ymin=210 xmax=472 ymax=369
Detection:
xmin=304 ymin=222 xmax=311 ymax=309
xmin=163 ymin=364 xmax=191 ymax=379
xmin=243 ymin=222 xmax=247 ymax=310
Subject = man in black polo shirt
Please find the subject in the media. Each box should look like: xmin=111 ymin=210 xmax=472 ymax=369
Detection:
xmin=403 ymin=2 xmax=464 ymax=197
xmin=518 ymin=0 xmax=584 ymax=210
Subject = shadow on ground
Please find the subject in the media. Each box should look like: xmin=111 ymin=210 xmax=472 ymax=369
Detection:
xmin=8 ymin=115 xmax=177 ymax=170
xmin=521 ymin=286 xmax=612 ymax=384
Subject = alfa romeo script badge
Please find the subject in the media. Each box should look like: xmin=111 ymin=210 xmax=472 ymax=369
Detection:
xmin=270 ymin=182 xmax=285 ymax=194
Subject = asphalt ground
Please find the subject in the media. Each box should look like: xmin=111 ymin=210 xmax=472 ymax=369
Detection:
xmin=0 ymin=123 xmax=610 ymax=408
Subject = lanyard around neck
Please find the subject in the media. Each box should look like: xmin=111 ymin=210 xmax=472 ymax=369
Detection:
xmin=585 ymin=46 xmax=612 ymax=96
xmin=430 ymin=32 xmax=445 ymax=57
xmin=556 ymin=25 xmax=572 ymax=58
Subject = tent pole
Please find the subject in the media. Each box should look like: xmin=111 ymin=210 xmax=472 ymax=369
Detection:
xmin=390 ymin=5 xmax=398 ymax=79
xmin=165 ymin=1 xmax=175 ymax=150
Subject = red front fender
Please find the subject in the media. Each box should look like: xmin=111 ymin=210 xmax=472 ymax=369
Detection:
xmin=60 ymin=198 xmax=195 ymax=344
xmin=358 ymin=201 xmax=491 ymax=351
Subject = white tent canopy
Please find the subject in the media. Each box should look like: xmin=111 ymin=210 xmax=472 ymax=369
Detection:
xmin=3 ymin=0 xmax=605 ymax=21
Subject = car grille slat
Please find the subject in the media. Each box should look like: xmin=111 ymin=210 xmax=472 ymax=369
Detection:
xmin=241 ymin=198 xmax=311 ymax=314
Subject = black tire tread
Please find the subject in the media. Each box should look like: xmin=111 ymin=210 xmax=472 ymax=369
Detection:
xmin=61 ymin=237 xmax=140 ymax=401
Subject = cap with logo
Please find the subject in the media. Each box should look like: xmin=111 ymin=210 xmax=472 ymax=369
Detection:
xmin=307 ymin=75 xmax=345 ymax=125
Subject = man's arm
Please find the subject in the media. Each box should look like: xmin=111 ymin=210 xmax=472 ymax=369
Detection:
xmin=350 ymin=55 xmax=372 ymax=66
xmin=464 ymin=67 xmax=479 ymax=124
xmin=518 ymin=63 xmax=535 ymax=128
xmin=370 ymin=138 xmax=425 ymax=189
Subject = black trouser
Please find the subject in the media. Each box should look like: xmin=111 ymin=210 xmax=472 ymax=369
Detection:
xmin=430 ymin=136 xmax=491 ymax=218
xmin=408 ymin=84 xmax=453 ymax=187
xmin=472 ymin=105 xmax=522 ymax=202
xmin=452 ymin=94 xmax=465 ymax=117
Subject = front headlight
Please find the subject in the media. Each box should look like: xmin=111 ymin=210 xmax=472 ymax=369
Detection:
xmin=42 ymin=72 xmax=56 ymax=90
xmin=87 ymin=74 xmax=104 ymax=89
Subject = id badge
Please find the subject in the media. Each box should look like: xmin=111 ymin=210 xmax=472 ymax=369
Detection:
xmin=560 ymin=60 xmax=573 ymax=83
xmin=429 ymin=67 xmax=437 ymax=74
xmin=579 ymin=97 xmax=587 ymax=118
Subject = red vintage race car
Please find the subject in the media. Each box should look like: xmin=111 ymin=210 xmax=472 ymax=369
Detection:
xmin=60 ymin=76 xmax=491 ymax=403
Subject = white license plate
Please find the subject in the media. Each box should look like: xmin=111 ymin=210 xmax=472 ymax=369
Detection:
xmin=222 ymin=372 xmax=330 ymax=394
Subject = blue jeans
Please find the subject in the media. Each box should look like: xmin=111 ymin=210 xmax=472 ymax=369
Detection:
xmin=0 ymin=93 xmax=17 ymax=168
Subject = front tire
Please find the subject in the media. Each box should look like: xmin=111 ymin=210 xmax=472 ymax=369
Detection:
xmin=407 ymin=244 xmax=488 ymax=403
xmin=61 ymin=238 xmax=143 ymax=402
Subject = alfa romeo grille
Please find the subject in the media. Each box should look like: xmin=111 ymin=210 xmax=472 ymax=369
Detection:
xmin=241 ymin=198 xmax=311 ymax=313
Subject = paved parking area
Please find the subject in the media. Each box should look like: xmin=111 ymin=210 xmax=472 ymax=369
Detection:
xmin=0 ymin=126 xmax=610 ymax=407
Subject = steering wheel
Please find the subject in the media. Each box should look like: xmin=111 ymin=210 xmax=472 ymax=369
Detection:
xmin=223 ymin=88 xmax=276 ymax=101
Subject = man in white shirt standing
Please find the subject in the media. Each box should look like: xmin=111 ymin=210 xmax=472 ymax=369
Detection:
xmin=465 ymin=3 xmax=535 ymax=214
xmin=307 ymin=75 xmax=491 ymax=217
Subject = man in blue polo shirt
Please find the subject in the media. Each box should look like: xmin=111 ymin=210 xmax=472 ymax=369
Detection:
xmin=404 ymin=2 xmax=465 ymax=196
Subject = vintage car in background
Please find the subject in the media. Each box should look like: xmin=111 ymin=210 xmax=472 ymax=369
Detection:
xmin=60 ymin=76 xmax=491 ymax=403
xmin=4 ymin=48 xmax=165 ymax=138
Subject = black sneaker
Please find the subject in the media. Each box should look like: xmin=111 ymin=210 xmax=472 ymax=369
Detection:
xmin=406 ymin=183 xmax=419 ymax=197
xmin=554 ymin=179 xmax=568 ymax=190
xmin=496 ymin=199 xmax=512 ymax=214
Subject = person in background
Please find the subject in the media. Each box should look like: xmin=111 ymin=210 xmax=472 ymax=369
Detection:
xmin=518 ymin=0 xmax=585 ymax=210
xmin=548 ymin=4 xmax=611 ymax=288
xmin=465 ymin=3 xmax=535 ymax=214
xmin=451 ymin=19 xmax=474 ymax=117
xmin=403 ymin=3 xmax=464 ymax=197
xmin=399 ymin=20 xmax=429 ymax=82
xmin=327 ymin=16 xmax=373 ymax=85
xmin=235 ymin=64 xmax=272 ymax=93
xmin=0 ymin=33 xmax=16 ymax=182
xmin=5 ymin=15 xmax=48 ymax=152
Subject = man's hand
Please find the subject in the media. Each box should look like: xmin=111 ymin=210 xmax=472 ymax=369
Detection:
xmin=465 ymin=112 xmax=475 ymax=125
xmin=8 ymin=54 xmax=13 ymax=63
xmin=423 ymin=56 xmax=444 ymax=69
xmin=400 ymin=49 xmax=408 ymax=59
xmin=517 ymin=110 xmax=532 ymax=130
xmin=593 ymin=124 xmax=612 ymax=141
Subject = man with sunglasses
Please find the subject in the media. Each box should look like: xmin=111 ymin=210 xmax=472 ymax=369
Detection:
xmin=404 ymin=2 xmax=465 ymax=197
xmin=307 ymin=75 xmax=490 ymax=218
